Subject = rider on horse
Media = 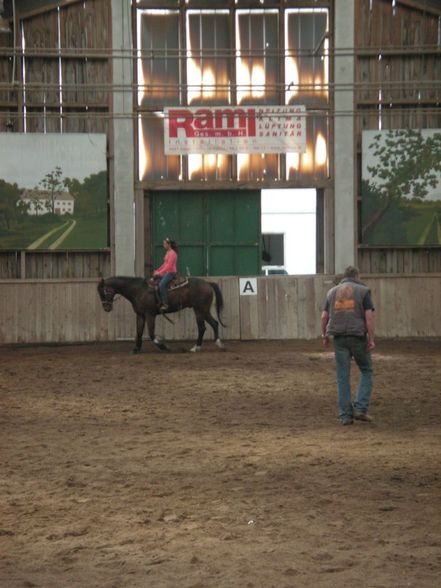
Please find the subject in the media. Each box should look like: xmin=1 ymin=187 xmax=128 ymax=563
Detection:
xmin=153 ymin=238 xmax=178 ymax=312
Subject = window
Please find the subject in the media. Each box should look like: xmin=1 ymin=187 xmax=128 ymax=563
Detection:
xmin=262 ymin=233 xmax=284 ymax=266
xmin=136 ymin=3 xmax=330 ymax=183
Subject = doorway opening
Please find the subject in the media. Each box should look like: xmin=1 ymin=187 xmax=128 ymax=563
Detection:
xmin=261 ymin=189 xmax=316 ymax=275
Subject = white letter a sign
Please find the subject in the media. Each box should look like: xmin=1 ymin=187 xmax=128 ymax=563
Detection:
xmin=239 ymin=277 xmax=257 ymax=296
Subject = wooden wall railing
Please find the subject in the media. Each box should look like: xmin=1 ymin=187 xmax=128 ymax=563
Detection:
xmin=1 ymin=275 xmax=440 ymax=345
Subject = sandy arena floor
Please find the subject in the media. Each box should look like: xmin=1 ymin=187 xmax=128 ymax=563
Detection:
xmin=1 ymin=339 xmax=440 ymax=588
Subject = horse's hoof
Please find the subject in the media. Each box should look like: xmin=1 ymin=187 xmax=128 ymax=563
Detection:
xmin=215 ymin=339 xmax=225 ymax=349
xmin=190 ymin=345 xmax=202 ymax=352
xmin=132 ymin=348 xmax=141 ymax=354
xmin=154 ymin=342 xmax=169 ymax=352
xmin=153 ymin=338 xmax=167 ymax=351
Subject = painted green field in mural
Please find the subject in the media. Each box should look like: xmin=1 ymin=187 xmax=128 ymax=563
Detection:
xmin=0 ymin=215 xmax=107 ymax=250
xmin=0 ymin=217 xmax=63 ymax=249
xmin=363 ymin=201 xmax=441 ymax=246
xmin=59 ymin=217 xmax=107 ymax=249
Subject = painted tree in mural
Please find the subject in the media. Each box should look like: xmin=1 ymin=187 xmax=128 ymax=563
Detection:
xmin=36 ymin=166 xmax=65 ymax=214
xmin=362 ymin=129 xmax=441 ymax=245
xmin=83 ymin=172 xmax=107 ymax=215
xmin=0 ymin=180 xmax=22 ymax=229
xmin=367 ymin=129 xmax=441 ymax=203
xmin=64 ymin=171 xmax=107 ymax=216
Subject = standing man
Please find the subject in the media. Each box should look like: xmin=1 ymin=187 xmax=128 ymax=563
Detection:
xmin=321 ymin=266 xmax=375 ymax=425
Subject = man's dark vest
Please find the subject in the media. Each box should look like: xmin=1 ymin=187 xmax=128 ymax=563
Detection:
xmin=326 ymin=279 xmax=370 ymax=337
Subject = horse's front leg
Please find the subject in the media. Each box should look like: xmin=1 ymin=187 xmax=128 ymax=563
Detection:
xmin=147 ymin=313 xmax=169 ymax=352
xmin=133 ymin=313 xmax=145 ymax=354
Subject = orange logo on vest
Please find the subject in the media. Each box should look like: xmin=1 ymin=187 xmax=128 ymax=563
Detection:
xmin=334 ymin=284 xmax=355 ymax=312
xmin=334 ymin=299 xmax=355 ymax=311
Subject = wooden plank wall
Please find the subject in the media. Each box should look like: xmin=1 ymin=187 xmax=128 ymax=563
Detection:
xmin=18 ymin=0 xmax=110 ymax=133
xmin=355 ymin=0 xmax=441 ymax=273
xmin=1 ymin=275 xmax=440 ymax=345
xmin=0 ymin=27 xmax=15 ymax=131
xmin=0 ymin=0 xmax=111 ymax=279
xmin=23 ymin=251 xmax=111 ymax=279
xmin=0 ymin=251 xmax=111 ymax=279
xmin=358 ymin=247 xmax=441 ymax=274
xmin=59 ymin=0 xmax=110 ymax=134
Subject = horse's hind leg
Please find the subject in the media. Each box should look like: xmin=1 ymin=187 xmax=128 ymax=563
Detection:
xmin=190 ymin=317 xmax=206 ymax=352
xmin=205 ymin=313 xmax=224 ymax=349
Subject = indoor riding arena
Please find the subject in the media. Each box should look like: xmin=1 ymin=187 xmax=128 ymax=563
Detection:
xmin=0 ymin=336 xmax=441 ymax=588
xmin=1 ymin=1 xmax=441 ymax=587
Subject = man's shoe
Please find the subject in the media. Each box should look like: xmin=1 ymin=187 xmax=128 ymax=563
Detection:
xmin=341 ymin=419 xmax=354 ymax=426
xmin=354 ymin=412 xmax=373 ymax=422
xmin=159 ymin=304 xmax=168 ymax=312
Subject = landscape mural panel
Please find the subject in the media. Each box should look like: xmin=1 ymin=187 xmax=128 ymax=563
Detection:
xmin=361 ymin=129 xmax=441 ymax=246
xmin=0 ymin=133 xmax=107 ymax=250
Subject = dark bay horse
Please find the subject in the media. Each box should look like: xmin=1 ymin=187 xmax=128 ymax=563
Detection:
xmin=97 ymin=276 xmax=226 ymax=353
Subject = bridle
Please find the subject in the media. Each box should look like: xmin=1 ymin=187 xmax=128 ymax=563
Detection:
xmin=100 ymin=285 xmax=118 ymax=311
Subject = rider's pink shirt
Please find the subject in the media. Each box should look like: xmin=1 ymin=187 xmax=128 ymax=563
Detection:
xmin=156 ymin=249 xmax=177 ymax=275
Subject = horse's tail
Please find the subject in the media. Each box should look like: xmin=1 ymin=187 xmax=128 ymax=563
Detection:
xmin=209 ymin=281 xmax=226 ymax=327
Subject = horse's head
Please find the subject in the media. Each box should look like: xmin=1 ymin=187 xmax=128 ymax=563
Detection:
xmin=97 ymin=278 xmax=116 ymax=312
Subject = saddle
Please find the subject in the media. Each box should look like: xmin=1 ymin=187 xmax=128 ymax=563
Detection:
xmin=147 ymin=275 xmax=189 ymax=292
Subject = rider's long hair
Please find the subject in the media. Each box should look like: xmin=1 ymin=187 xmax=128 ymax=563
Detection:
xmin=165 ymin=237 xmax=179 ymax=254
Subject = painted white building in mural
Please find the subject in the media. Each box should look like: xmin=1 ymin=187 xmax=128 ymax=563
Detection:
xmin=19 ymin=190 xmax=75 ymax=216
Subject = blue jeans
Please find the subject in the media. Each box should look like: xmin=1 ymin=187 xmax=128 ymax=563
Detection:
xmin=333 ymin=335 xmax=373 ymax=421
xmin=159 ymin=272 xmax=176 ymax=305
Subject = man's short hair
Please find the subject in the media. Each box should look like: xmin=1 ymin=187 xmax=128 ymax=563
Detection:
xmin=343 ymin=265 xmax=360 ymax=279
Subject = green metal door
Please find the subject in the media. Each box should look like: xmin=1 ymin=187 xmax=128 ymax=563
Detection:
xmin=151 ymin=191 xmax=260 ymax=276
xmin=208 ymin=191 xmax=261 ymax=275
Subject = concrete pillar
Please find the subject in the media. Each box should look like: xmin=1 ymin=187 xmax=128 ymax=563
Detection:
xmin=333 ymin=0 xmax=356 ymax=273
xmin=134 ymin=187 xmax=145 ymax=276
xmin=323 ymin=187 xmax=335 ymax=274
xmin=111 ymin=0 xmax=135 ymax=275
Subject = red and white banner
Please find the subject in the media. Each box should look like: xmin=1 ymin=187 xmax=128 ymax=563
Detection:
xmin=164 ymin=105 xmax=306 ymax=155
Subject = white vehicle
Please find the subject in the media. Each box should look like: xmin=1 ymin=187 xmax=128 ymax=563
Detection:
xmin=262 ymin=265 xmax=288 ymax=276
